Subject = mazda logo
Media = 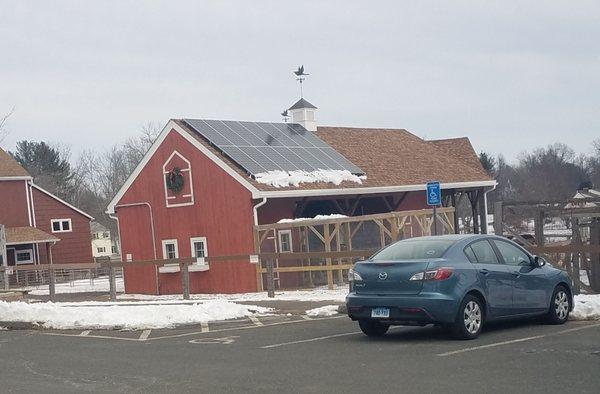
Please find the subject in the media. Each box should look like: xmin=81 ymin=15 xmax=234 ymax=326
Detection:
xmin=378 ymin=272 xmax=388 ymax=280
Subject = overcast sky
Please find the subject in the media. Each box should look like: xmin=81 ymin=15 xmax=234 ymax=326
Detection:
xmin=1 ymin=1 xmax=598 ymax=162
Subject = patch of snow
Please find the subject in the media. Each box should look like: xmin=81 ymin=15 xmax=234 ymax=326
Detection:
xmin=0 ymin=300 xmax=272 ymax=330
xmin=278 ymin=214 xmax=348 ymax=223
xmin=571 ymin=294 xmax=600 ymax=321
xmin=0 ymin=326 xmax=7 ymax=330
xmin=28 ymin=277 xmax=125 ymax=296
xmin=118 ymin=286 xmax=349 ymax=303
xmin=255 ymin=169 xmax=364 ymax=188
xmin=306 ymin=305 xmax=340 ymax=317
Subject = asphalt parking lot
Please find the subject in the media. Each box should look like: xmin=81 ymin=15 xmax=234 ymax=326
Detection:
xmin=1 ymin=315 xmax=599 ymax=393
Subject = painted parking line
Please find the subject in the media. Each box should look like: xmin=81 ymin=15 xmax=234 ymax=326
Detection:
xmin=139 ymin=330 xmax=152 ymax=341
xmin=40 ymin=315 xmax=346 ymax=342
xmin=261 ymin=326 xmax=405 ymax=349
xmin=261 ymin=331 xmax=360 ymax=349
xmin=437 ymin=322 xmax=600 ymax=357
xmin=249 ymin=316 xmax=264 ymax=326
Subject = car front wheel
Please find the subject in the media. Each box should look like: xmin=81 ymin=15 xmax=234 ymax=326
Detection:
xmin=358 ymin=320 xmax=389 ymax=337
xmin=452 ymin=295 xmax=484 ymax=340
xmin=546 ymin=285 xmax=570 ymax=324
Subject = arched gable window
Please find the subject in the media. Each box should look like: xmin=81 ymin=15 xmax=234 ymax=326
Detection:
xmin=162 ymin=151 xmax=194 ymax=208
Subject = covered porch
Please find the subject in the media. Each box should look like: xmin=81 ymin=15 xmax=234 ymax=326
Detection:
xmin=4 ymin=226 xmax=59 ymax=267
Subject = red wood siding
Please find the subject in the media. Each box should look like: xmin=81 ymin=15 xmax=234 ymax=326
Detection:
xmin=0 ymin=180 xmax=31 ymax=227
xmin=116 ymin=129 xmax=257 ymax=294
xmin=32 ymin=188 xmax=93 ymax=264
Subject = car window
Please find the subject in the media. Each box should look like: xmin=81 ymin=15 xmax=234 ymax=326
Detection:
xmin=469 ymin=240 xmax=500 ymax=264
xmin=463 ymin=245 xmax=478 ymax=264
xmin=371 ymin=239 xmax=456 ymax=261
xmin=493 ymin=240 xmax=531 ymax=266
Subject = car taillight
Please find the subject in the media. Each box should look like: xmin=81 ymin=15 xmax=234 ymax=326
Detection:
xmin=409 ymin=267 xmax=453 ymax=281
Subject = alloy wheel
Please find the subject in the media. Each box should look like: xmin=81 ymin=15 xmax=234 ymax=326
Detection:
xmin=463 ymin=300 xmax=482 ymax=334
xmin=554 ymin=291 xmax=569 ymax=320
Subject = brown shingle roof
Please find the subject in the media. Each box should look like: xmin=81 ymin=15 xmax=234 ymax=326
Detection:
xmin=175 ymin=120 xmax=492 ymax=193
xmin=5 ymin=227 xmax=59 ymax=245
xmin=0 ymin=147 xmax=30 ymax=177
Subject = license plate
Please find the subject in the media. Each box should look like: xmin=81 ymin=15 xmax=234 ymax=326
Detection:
xmin=371 ymin=307 xmax=390 ymax=318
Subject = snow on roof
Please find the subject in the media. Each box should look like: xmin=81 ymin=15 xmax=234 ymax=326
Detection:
xmin=278 ymin=214 xmax=348 ymax=224
xmin=255 ymin=169 xmax=364 ymax=188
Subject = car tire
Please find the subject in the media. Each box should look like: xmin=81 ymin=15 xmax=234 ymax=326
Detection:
xmin=452 ymin=295 xmax=484 ymax=340
xmin=358 ymin=320 xmax=389 ymax=337
xmin=546 ymin=285 xmax=570 ymax=325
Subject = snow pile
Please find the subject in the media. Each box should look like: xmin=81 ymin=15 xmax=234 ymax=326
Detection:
xmin=571 ymin=294 xmax=600 ymax=320
xmin=0 ymin=326 xmax=7 ymax=330
xmin=28 ymin=277 xmax=125 ymax=296
xmin=306 ymin=305 xmax=340 ymax=317
xmin=278 ymin=214 xmax=348 ymax=224
xmin=119 ymin=286 xmax=349 ymax=303
xmin=255 ymin=169 xmax=364 ymax=188
xmin=0 ymin=300 xmax=272 ymax=330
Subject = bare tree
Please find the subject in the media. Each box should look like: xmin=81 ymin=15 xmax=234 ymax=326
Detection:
xmin=0 ymin=107 xmax=15 ymax=144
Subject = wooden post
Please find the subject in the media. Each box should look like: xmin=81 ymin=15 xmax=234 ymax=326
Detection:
xmin=590 ymin=218 xmax=600 ymax=293
xmin=324 ymin=224 xmax=334 ymax=290
xmin=109 ymin=265 xmax=117 ymax=301
xmin=181 ymin=262 xmax=190 ymax=300
xmin=432 ymin=205 xmax=438 ymax=236
xmin=266 ymin=259 xmax=275 ymax=298
xmin=534 ymin=210 xmax=545 ymax=247
xmin=493 ymin=201 xmax=503 ymax=236
xmin=253 ymin=229 xmax=263 ymax=292
xmin=451 ymin=193 xmax=459 ymax=234
xmin=571 ymin=219 xmax=581 ymax=295
xmin=49 ymin=267 xmax=56 ymax=302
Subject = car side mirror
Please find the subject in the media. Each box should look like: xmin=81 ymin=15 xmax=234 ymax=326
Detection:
xmin=533 ymin=256 xmax=545 ymax=268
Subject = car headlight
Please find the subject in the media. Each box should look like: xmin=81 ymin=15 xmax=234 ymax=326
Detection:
xmin=348 ymin=269 xmax=363 ymax=282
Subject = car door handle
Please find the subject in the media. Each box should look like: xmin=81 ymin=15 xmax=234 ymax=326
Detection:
xmin=479 ymin=269 xmax=489 ymax=276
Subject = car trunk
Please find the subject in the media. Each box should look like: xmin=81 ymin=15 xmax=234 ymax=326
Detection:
xmin=353 ymin=260 xmax=432 ymax=295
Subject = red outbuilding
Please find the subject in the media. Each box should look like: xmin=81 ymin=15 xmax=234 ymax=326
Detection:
xmin=0 ymin=148 xmax=93 ymax=267
xmin=107 ymin=99 xmax=494 ymax=295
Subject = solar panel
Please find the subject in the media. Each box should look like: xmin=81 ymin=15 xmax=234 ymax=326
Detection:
xmin=183 ymin=119 xmax=364 ymax=177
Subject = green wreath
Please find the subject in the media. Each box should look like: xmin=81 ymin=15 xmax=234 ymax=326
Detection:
xmin=166 ymin=167 xmax=184 ymax=194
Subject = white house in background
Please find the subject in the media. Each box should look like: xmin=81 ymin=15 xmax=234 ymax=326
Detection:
xmin=90 ymin=222 xmax=116 ymax=258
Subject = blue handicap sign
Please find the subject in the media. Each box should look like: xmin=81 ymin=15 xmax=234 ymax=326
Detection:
xmin=426 ymin=181 xmax=441 ymax=206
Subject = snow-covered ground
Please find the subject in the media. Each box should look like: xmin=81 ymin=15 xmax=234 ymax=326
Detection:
xmin=0 ymin=300 xmax=272 ymax=330
xmin=26 ymin=277 xmax=125 ymax=296
xmin=118 ymin=286 xmax=348 ymax=303
xmin=571 ymin=295 xmax=600 ymax=320
xmin=278 ymin=214 xmax=348 ymax=223
xmin=306 ymin=305 xmax=340 ymax=317
xmin=255 ymin=169 xmax=364 ymax=188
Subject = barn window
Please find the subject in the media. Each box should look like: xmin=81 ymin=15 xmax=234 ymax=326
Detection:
xmin=190 ymin=237 xmax=208 ymax=260
xmin=16 ymin=249 xmax=33 ymax=264
xmin=51 ymin=219 xmax=72 ymax=233
xmin=97 ymin=247 xmax=106 ymax=253
xmin=278 ymin=230 xmax=292 ymax=253
xmin=162 ymin=239 xmax=179 ymax=260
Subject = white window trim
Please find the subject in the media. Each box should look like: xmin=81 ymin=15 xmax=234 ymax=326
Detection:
xmin=162 ymin=150 xmax=195 ymax=208
xmin=190 ymin=237 xmax=208 ymax=260
xmin=161 ymin=239 xmax=179 ymax=260
xmin=51 ymin=218 xmax=72 ymax=233
xmin=278 ymin=230 xmax=293 ymax=253
xmin=15 ymin=249 xmax=34 ymax=264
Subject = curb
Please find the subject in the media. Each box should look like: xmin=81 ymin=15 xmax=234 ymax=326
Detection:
xmin=0 ymin=321 xmax=41 ymax=330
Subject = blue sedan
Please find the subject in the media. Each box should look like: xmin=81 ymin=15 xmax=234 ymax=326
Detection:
xmin=346 ymin=234 xmax=573 ymax=339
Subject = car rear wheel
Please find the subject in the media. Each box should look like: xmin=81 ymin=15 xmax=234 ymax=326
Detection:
xmin=546 ymin=285 xmax=570 ymax=324
xmin=358 ymin=320 xmax=389 ymax=337
xmin=452 ymin=295 xmax=484 ymax=340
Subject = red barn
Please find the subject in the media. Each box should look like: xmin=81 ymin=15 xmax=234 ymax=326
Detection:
xmin=107 ymin=99 xmax=494 ymax=295
xmin=0 ymin=148 xmax=93 ymax=267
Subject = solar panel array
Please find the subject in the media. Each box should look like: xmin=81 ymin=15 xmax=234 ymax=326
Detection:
xmin=183 ymin=119 xmax=364 ymax=177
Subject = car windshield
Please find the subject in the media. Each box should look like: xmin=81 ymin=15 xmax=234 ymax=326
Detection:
xmin=370 ymin=239 xmax=456 ymax=261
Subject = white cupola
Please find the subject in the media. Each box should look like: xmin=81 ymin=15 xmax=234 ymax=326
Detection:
xmin=288 ymin=98 xmax=317 ymax=132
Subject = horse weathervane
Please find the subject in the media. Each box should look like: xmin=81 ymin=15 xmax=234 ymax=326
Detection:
xmin=281 ymin=109 xmax=289 ymax=123
xmin=294 ymin=65 xmax=309 ymax=98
